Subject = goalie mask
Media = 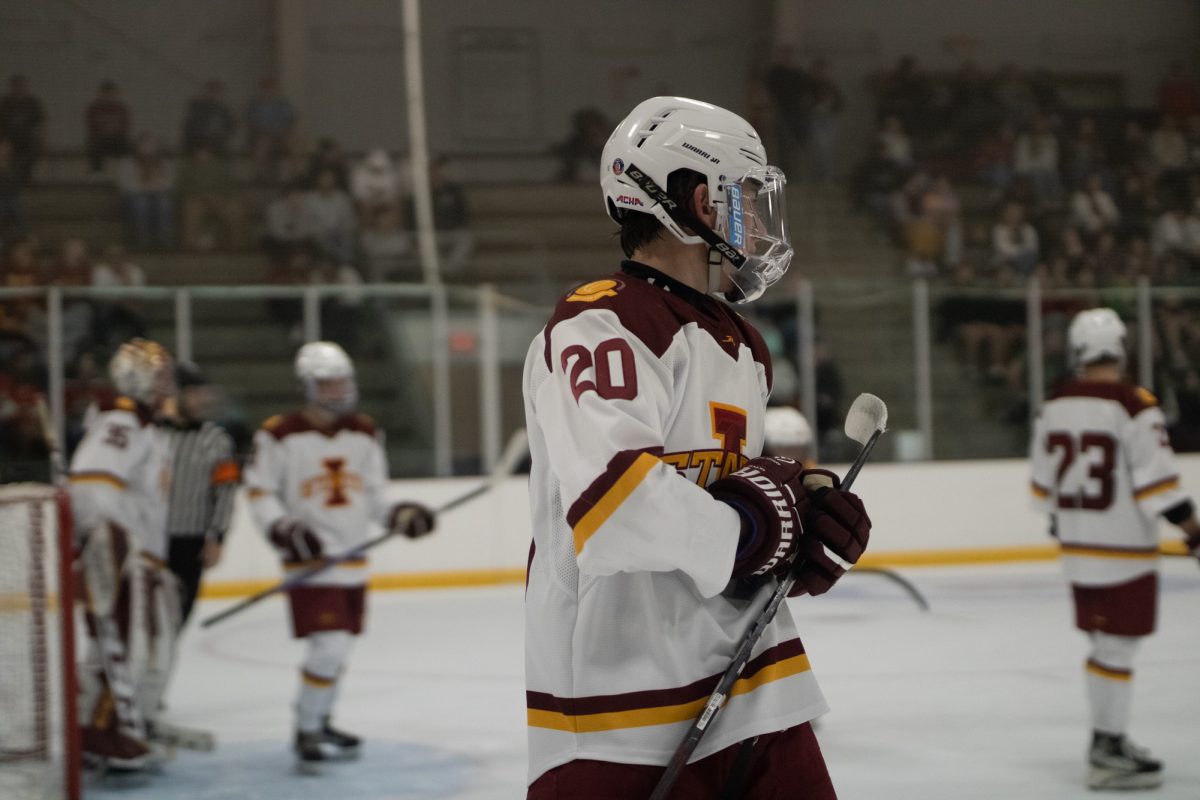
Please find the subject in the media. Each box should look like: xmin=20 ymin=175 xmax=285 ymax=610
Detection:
xmin=1068 ymin=308 xmax=1127 ymax=371
xmin=295 ymin=341 xmax=358 ymax=415
xmin=109 ymin=338 xmax=174 ymax=408
xmin=601 ymin=96 xmax=793 ymax=303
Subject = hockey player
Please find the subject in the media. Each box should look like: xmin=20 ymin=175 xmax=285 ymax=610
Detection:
xmin=69 ymin=338 xmax=178 ymax=769
xmin=242 ymin=341 xmax=437 ymax=773
xmin=763 ymin=405 xmax=815 ymax=466
xmin=1030 ymin=308 xmax=1200 ymax=790
xmin=523 ymin=97 xmax=872 ymax=798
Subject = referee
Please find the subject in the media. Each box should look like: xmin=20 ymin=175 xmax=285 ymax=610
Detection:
xmin=161 ymin=361 xmax=239 ymax=624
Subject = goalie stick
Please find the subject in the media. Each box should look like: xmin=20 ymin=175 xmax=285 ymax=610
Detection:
xmin=200 ymin=428 xmax=530 ymax=629
xmin=650 ymin=393 xmax=888 ymax=800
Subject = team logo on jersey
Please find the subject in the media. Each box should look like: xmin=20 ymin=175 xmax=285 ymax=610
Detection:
xmin=611 ymin=158 xmax=625 ymax=175
xmin=567 ymin=279 xmax=623 ymax=303
xmin=300 ymin=457 xmax=363 ymax=506
xmin=660 ymin=402 xmax=750 ymax=487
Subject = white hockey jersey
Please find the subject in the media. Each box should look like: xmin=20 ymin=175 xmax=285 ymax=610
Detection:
xmin=523 ymin=262 xmax=828 ymax=785
xmin=243 ymin=411 xmax=391 ymax=587
xmin=1030 ymin=380 xmax=1190 ymax=586
xmin=68 ymin=397 xmax=172 ymax=560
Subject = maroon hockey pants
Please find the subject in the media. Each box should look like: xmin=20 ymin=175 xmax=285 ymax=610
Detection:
xmin=527 ymin=722 xmax=836 ymax=799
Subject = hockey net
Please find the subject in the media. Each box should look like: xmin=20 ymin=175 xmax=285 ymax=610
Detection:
xmin=0 ymin=484 xmax=80 ymax=800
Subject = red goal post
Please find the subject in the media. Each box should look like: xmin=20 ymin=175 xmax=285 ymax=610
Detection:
xmin=0 ymin=483 xmax=80 ymax=800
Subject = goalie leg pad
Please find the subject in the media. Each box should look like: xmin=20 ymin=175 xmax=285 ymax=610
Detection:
xmin=79 ymin=521 xmax=133 ymax=619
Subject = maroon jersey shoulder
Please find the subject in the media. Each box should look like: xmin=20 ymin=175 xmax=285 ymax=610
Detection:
xmin=261 ymin=410 xmax=377 ymax=440
xmin=1052 ymin=380 xmax=1157 ymax=417
xmin=261 ymin=411 xmax=310 ymax=440
xmin=97 ymin=395 xmax=154 ymax=426
xmin=542 ymin=273 xmax=689 ymax=368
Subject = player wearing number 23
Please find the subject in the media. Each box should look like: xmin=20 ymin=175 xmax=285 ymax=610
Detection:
xmin=1030 ymin=308 xmax=1200 ymax=791
xmin=523 ymin=97 xmax=871 ymax=798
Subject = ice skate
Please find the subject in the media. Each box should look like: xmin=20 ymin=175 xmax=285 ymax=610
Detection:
xmin=1088 ymin=732 xmax=1163 ymax=790
xmin=294 ymin=730 xmax=326 ymax=775
xmin=321 ymin=716 xmax=362 ymax=760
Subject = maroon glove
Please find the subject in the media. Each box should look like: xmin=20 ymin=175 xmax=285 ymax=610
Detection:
xmin=1187 ymin=531 xmax=1200 ymax=562
xmin=387 ymin=502 xmax=437 ymax=539
xmin=708 ymin=456 xmax=806 ymax=579
xmin=268 ymin=518 xmax=323 ymax=563
xmin=789 ymin=470 xmax=871 ymax=597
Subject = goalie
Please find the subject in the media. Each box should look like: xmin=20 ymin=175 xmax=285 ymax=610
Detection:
xmin=68 ymin=339 xmax=179 ymax=770
xmin=242 ymin=341 xmax=437 ymax=773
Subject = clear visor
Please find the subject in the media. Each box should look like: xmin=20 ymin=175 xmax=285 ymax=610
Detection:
xmin=718 ymin=166 xmax=793 ymax=303
xmin=306 ymin=376 xmax=358 ymax=415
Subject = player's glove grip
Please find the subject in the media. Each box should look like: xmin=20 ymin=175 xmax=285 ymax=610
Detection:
xmin=388 ymin=502 xmax=436 ymax=539
xmin=790 ymin=471 xmax=871 ymax=597
xmin=708 ymin=456 xmax=806 ymax=579
xmin=268 ymin=518 xmax=322 ymax=563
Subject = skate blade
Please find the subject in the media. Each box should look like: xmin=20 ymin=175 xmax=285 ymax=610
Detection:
xmin=325 ymin=745 xmax=361 ymax=762
xmin=1088 ymin=766 xmax=1164 ymax=791
xmin=294 ymin=759 xmax=323 ymax=776
xmin=151 ymin=729 xmax=216 ymax=752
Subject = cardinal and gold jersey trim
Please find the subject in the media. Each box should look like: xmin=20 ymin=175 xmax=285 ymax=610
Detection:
xmin=527 ymin=639 xmax=810 ymax=733
xmin=571 ymin=451 xmax=661 ymax=555
xmin=68 ymin=470 xmax=127 ymax=489
xmin=1086 ymin=659 xmax=1132 ymax=682
xmin=1133 ymin=475 xmax=1180 ymax=501
xmin=1030 ymin=481 xmax=1050 ymax=499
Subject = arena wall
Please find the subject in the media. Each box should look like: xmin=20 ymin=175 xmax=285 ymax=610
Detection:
xmin=198 ymin=454 xmax=1200 ymax=598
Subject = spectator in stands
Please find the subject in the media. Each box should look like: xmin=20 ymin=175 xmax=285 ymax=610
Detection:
xmin=90 ymin=243 xmax=148 ymax=346
xmin=116 ymin=132 xmax=176 ymax=249
xmin=1158 ymin=61 xmax=1200 ymax=121
xmin=877 ymin=55 xmax=931 ymax=139
xmin=360 ymin=205 xmax=412 ymax=283
xmin=0 ymin=75 xmax=44 ymax=185
xmin=1116 ymin=171 xmax=1159 ymax=241
xmin=806 ymin=57 xmax=844 ymax=182
xmin=350 ymin=148 xmax=403 ymax=220
xmin=1070 ymin=172 xmax=1121 ymax=240
xmin=1151 ymin=202 xmax=1200 ymax=266
xmin=1014 ymin=113 xmax=1062 ymax=207
xmin=992 ymin=201 xmax=1040 ymax=274
xmin=1063 ymin=117 xmax=1108 ymax=190
xmin=177 ymin=144 xmax=247 ymax=251
xmin=1149 ymin=115 xmax=1190 ymax=202
xmin=53 ymin=238 xmax=93 ymax=286
xmin=182 ymin=79 xmax=236 ymax=156
xmin=264 ymin=182 xmax=318 ymax=265
xmin=84 ymin=80 xmax=131 ymax=174
xmin=1091 ymin=231 xmax=1125 ymax=286
xmin=0 ymin=138 xmax=25 ymax=237
xmin=974 ymin=122 xmax=1016 ymax=199
xmin=554 ymin=107 xmax=610 ymax=182
xmin=876 ymin=114 xmax=914 ymax=167
xmin=304 ymin=137 xmax=349 ymax=190
xmin=1113 ymin=119 xmax=1154 ymax=176
xmin=304 ymin=168 xmax=357 ymax=266
xmin=407 ymin=155 xmax=474 ymax=276
xmin=992 ymin=64 xmax=1040 ymax=127
xmin=763 ymin=46 xmax=814 ymax=178
xmin=245 ymin=74 xmax=296 ymax=179
xmin=855 ymin=140 xmax=910 ymax=219
xmin=1056 ymin=226 xmax=1089 ymax=275
xmin=924 ymin=176 xmax=963 ymax=267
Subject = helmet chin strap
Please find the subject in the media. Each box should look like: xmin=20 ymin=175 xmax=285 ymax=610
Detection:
xmin=707 ymin=247 xmax=724 ymax=295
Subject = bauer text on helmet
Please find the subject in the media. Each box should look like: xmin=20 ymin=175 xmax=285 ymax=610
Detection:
xmin=295 ymin=341 xmax=358 ymax=415
xmin=1068 ymin=308 xmax=1127 ymax=369
xmin=110 ymin=338 xmax=175 ymax=408
xmin=600 ymin=96 xmax=793 ymax=303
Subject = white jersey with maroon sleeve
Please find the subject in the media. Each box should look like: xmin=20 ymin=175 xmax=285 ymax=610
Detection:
xmin=242 ymin=412 xmax=390 ymax=587
xmin=523 ymin=263 xmax=828 ymax=785
xmin=68 ymin=396 xmax=171 ymax=560
xmin=1030 ymin=380 xmax=1190 ymax=586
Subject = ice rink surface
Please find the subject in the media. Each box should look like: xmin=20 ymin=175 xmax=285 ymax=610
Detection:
xmin=88 ymin=559 xmax=1200 ymax=799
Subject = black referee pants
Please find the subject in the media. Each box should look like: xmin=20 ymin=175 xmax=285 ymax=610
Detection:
xmin=168 ymin=535 xmax=207 ymax=625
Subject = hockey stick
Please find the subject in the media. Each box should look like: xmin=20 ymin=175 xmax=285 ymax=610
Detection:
xmin=650 ymin=394 xmax=888 ymax=800
xmin=849 ymin=566 xmax=930 ymax=612
xmin=200 ymin=428 xmax=529 ymax=629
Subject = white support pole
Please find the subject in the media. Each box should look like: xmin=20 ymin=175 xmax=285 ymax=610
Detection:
xmin=797 ymin=280 xmax=818 ymax=462
xmin=47 ymin=288 xmax=65 ymax=449
xmin=430 ymin=283 xmax=452 ymax=476
xmin=1027 ymin=276 xmax=1045 ymax=420
xmin=401 ymin=0 xmax=443 ymax=287
xmin=913 ymin=278 xmax=934 ymax=460
xmin=478 ymin=284 xmax=502 ymax=473
xmin=302 ymin=286 xmax=321 ymax=343
xmin=174 ymin=289 xmax=192 ymax=362
xmin=1137 ymin=275 xmax=1154 ymax=392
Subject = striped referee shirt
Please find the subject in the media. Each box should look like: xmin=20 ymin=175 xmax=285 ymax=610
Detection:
xmin=160 ymin=418 xmax=239 ymax=541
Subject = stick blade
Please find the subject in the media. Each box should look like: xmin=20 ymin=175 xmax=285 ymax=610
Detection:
xmin=844 ymin=393 xmax=888 ymax=445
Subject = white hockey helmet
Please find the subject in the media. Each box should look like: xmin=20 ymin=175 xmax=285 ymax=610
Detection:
xmin=109 ymin=338 xmax=174 ymax=407
xmin=295 ymin=341 xmax=358 ymax=414
xmin=764 ymin=406 xmax=814 ymax=449
xmin=600 ymin=96 xmax=793 ymax=303
xmin=1068 ymin=308 xmax=1127 ymax=369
